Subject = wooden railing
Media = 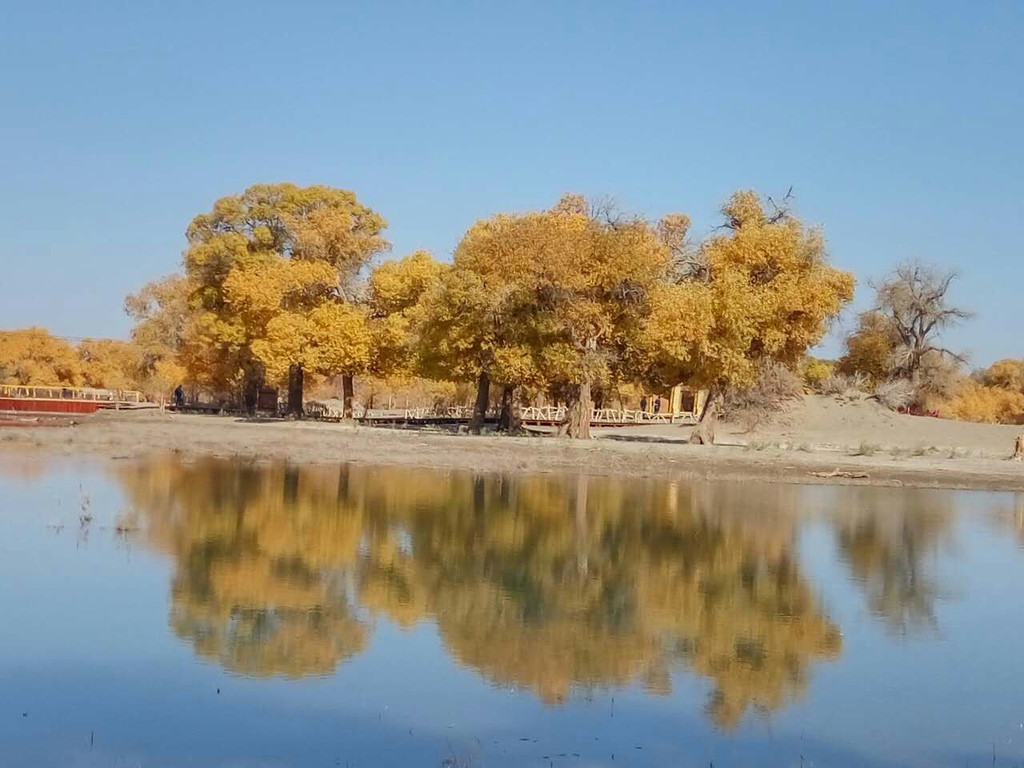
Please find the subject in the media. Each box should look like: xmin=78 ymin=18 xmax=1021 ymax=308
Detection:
xmin=0 ymin=384 xmax=145 ymax=403
xmin=306 ymin=401 xmax=698 ymax=425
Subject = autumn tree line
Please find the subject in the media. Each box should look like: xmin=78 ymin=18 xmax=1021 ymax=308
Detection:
xmin=2 ymin=182 xmax=1018 ymax=431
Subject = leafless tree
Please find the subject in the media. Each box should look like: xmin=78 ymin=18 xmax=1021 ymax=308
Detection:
xmin=872 ymin=261 xmax=972 ymax=379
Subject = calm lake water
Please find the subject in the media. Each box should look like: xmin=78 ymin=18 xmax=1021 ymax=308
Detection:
xmin=2 ymin=456 xmax=1024 ymax=767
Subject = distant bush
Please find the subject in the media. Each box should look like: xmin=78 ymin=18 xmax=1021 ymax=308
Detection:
xmin=873 ymin=378 xmax=914 ymax=411
xmin=821 ymin=372 xmax=869 ymax=398
xmin=836 ymin=311 xmax=897 ymax=385
xmin=980 ymin=359 xmax=1024 ymax=392
xmin=939 ymin=382 xmax=1024 ymax=425
xmin=801 ymin=357 xmax=835 ymax=392
xmin=722 ymin=362 xmax=803 ymax=431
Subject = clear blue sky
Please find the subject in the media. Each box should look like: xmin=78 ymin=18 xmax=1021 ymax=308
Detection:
xmin=1 ymin=1 xmax=1021 ymax=363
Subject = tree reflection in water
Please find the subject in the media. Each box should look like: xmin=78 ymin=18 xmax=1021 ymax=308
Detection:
xmin=828 ymin=486 xmax=953 ymax=636
xmin=118 ymin=458 xmax=842 ymax=728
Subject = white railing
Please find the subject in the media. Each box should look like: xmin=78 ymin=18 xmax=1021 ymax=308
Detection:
xmin=306 ymin=401 xmax=699 ymax=425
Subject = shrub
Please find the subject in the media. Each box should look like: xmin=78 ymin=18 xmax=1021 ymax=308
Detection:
xmin=821 ymin=372 xmax=869 ymax=398
xmin=722 ymin=361 xmax=803 ymax=431
xmin=980 ymin=359 xmax=1024 ymax=392
xmin=837 ymin=311 xmax=896 ymax=384
xmin=873 ymin=378 xmax=914 ymax=411
xmin=801 ymin=357 xmax=835 ymax=392
xmin=939 ymin=382 xmax=1024 ymax=425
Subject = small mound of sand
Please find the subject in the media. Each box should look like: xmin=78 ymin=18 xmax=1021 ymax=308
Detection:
xmin=744 ymin=394 xmax=1021 ymax=457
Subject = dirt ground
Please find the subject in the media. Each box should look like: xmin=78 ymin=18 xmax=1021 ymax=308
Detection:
xmin=3 ymin=395 xmax=1024 ymax=491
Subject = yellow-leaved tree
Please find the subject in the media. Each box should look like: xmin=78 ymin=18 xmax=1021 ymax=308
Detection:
xmin=182 ymin=183 xmax=388 ymax=412
xmin=423 ymin=195 xmax=673 ymax=437
xmin=125 ymin=274 xmax=193 ymax=401
xmin=639 ymin=191 xmax=854 ymax=442
xmin=364 ymin=251 xmax=448 ymax=413
xmin=77 ymin=339 xmax=144 ymax=392
xmin=222 ymin=258 xmax=372 ymax=416
xmin=836 ymin=311 xmax=897 ymax=384
xmin=0 ymin=328 xmax=82 ymax=386
xmin=415 ymin=258 xmax=540 ymax=433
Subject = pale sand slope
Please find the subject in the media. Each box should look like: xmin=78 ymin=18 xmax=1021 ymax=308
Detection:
xmin=2 ymin=398 xmax=1024 ymax=491
xmin=611 ymin=394 xmax=1024 ymax=459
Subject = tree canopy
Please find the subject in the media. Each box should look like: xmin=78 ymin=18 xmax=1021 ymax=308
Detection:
xmin=0 ymin=328 xmax=83 ymax=386
xmin=639 ymin=191 xmax=854 ymax=394
xmin=182 ymin=183 xmax=389 ymax=404
xmin=117 ymin=183 xmax=858 ymax=433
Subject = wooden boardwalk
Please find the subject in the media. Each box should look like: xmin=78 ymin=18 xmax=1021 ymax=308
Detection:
xmin=306 ymin=402 xmax=699 ymax=427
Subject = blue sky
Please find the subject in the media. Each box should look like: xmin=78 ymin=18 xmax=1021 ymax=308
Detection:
xmin=1 ymin=1 xmax=1021 ymax=363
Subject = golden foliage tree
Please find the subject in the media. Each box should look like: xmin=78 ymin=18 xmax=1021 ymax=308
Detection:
xmin=364 ymin=251 xmax=448 ymax=415
xmin=77 ymin=339 xmax=143 ymax=391
xmin=182 ymin=183 xmax=388 ymax=410
xmin=416 ymin=264 xmax=536 ymax=433
xmin=939 ymin=372 xmax=1024 ymax=425
xmin=836 ymin=310 xmax=897 ymax=384
xmin=0 ymin=328 xmax=82 ymax=386
xmin=981 ymin=359 xmax=1024 ymax=392
xmin=424 ymin=195 xmax=672 ymax=437
xmin=221 ymin=257 xmax=373 ymax=415
xmin=639 ymin=191 xmax=854 ymax=441
xmin=125 ymin=274 xmax=192 ymax=399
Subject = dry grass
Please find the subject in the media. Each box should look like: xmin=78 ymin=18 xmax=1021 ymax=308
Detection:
xmin=722 ymin=362 xmax=803 ymax=432
xmin=850 ymin=441 xmax=881 ymax=457
xmin=873 ymin=378 xmax=915 ymax=411
xmin=821 ymin=372 xmax=869 ymax=399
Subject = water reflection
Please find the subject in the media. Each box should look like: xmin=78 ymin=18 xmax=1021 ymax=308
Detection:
xmin=828 ymin=487 xmax=952 ymax=635
xmin=118 ymin=458 xmax=842 ymax=728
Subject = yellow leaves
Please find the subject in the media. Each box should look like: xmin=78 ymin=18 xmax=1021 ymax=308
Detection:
xmin=640 ymin=282 xmax=715 ymax=382
xmin=937 ymin=359 xmax=1024 ymax=424
xmin=644 ymin=190 xmax=853 ymax=390
xmin=801 ymin=357 xmax=836 ymax=390
xmin=180 ymin=183 xmax=389 ymax=389
xmin=224 ymin=258 xmax=337 ymax=317
xmin=939 ymin=381 xmax=1024 ymax=424
xmin=433 ymin=196 xmax=672 ymax=393
xmin=253 ymin=301 xmax=371 ymax=382
xmin=130 ymin=184 xmax=857 ymax=401
xmin=982 ymin=359 xmax=1024 ymax=392
xmin=368 ymin=251 xmax=448 ymax=317
xmin=837 ymin=311 xmax=897 ymax=384
xmin=308 ymin=302 xmax=372 ymax=375
xmin=721 ymin=189 xmax=766 ymax=229
xmin=78 ymin=339 xmax=143 ymax=391
xmin=0 ymin=328 xmax=82 ymax=386
xmin=0 ymin=329 xmax=150 ymax=392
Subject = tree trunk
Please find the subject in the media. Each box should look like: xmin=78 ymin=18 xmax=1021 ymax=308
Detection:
xmin=243 ymin=377 xmax=257 ymax=416
xmin=469 ymin=371 xmax=490 ymax=434
xmin=497 ymin=385 xmax=518 ymax=432
xmin=562 ymin=376 xmax=593 ymax=439
xmin=574 ymin=474 xmax=589 ymax=576
xmin=689 ymin=390 xmax=720 ymax=445
xmin=287 ymin=363 xmax=304 ymax=418
xmin=342 ymin=374 xmax=355 ymax=420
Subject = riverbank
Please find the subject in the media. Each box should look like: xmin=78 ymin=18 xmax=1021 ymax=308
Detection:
xmin=3 ymin=405 xmax=1024 ymax=491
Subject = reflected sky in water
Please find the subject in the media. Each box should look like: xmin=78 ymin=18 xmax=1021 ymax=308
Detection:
xmin=2 ymin=457 xmax=1024 ymax=767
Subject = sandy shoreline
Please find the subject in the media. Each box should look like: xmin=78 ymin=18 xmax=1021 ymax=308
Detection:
xmin=3 ymin=409 xmax=1024 ymax=492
